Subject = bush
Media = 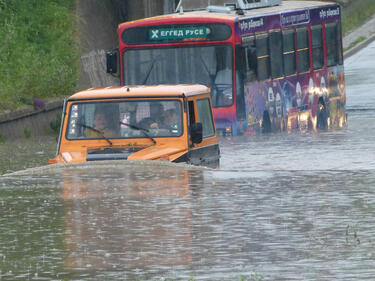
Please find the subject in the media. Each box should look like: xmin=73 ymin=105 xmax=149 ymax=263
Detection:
xmin=0 ymin=0 xmax=79 ymax=111
xmin=49 ymin=112 xmax=62 ymax=134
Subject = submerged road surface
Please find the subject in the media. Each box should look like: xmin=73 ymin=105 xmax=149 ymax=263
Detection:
xmin=1 ymin=42 xmax=375 ymax=280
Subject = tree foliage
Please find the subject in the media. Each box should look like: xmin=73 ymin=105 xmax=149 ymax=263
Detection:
xmin=0 ymin=0 xmax=79 ymax=110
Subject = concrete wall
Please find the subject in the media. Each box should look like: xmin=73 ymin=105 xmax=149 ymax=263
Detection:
xmin=77 ymin=0 xmax=177 ymax=91
xmin=126 ymin=1 xmax=164 ymax=21
xmin=177 ymin=0 xmax=229 ymax=10
xmin=76 ymin=0 xmax=121 ymax=90
xmin=0 ymin=100 xmax=63 ymax=139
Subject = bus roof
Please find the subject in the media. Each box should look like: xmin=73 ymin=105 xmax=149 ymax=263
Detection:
xmin=120 ymin=1 xmax=336 ymax=26
xmin=68 ymin=85 xmax=210 ymax=100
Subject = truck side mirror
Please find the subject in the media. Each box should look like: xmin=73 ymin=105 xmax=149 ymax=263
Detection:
xmin=106 ymin=49 xmax=119 ymax=75
xmin=190 ymin=122 xmax=203 ymax=144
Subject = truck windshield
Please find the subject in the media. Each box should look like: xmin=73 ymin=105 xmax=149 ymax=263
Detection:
xmin=123 ymin=45 xmax=233 ymax=107
xmin=66 ymin=100 xmax=183 ymax=140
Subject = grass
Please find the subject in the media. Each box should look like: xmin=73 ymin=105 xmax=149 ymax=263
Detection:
xmin=344 ymin=35 xmax=367 ymax=51
xmin=49 ymin=112 xmax=62 ymax=135
xmin=0 ymin=0 xmax=79 ymax=112
xmin=23 ymin=128 xmax=31 ymax=139
xmin=288 ymin=0 xmax=375 ymax=36
xmin=338 ymin=0 xmax=375 ymax=35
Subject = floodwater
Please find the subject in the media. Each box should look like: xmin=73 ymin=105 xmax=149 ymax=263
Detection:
xmin=0 ymin=136 xmax=57 ymax=175
xmin=1 ymin=42 xmax=375 ymax=280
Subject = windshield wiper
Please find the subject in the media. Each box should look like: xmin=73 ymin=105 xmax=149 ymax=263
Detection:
xmin=78 ymin=122 xmax=113 ymax=146
xmin=142 ymin=55 xmax=161 ymax=84
xmin=119 ymin=121 xmax=156 ymax=144
xmin=199 ymin=54 xmax=217 ymax=90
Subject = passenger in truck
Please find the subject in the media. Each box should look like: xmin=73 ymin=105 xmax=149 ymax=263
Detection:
xmin=85 ymin=111 xmax=116 ymax=138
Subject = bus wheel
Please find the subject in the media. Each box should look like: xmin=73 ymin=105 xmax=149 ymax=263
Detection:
xmin=262 ymin=111 xmax=272 ymax=133
xmin=316 ymin=98 xmax=328 ymax=130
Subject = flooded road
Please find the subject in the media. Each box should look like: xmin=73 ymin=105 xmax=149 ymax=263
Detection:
xmin=0 ymin=136 xmax=57 ymax=175
xmin=1 ymin=42 xmax=375 ymax=280
xmin=220 ymin=41 xmax=375 ymax=171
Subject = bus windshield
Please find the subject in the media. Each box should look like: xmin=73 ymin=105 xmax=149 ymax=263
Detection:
xmin=123 ymin=45 xmax=233 ymax=107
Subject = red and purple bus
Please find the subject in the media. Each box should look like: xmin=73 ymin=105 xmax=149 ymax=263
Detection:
xmin=107 ymin=0 xmax=346 ymax=136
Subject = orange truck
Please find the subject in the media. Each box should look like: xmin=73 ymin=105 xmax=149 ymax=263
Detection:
xmin=49 ymin=85 xmax=220 ymax=167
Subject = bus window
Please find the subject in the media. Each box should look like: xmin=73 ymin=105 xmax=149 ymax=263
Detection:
xmin=244 ymin=36 xmax=257 ymax=82
xmin=256 ymin=33 xmax=270 ymax=81
xmin=269 ymin=31 xmax=283 ymax=79
xmin=326 ymin=22 xmax=343 ymax=66
xmin=296 ymin=27 xmax=310 ymax=73
xmin=282 ymin=29 xmax=296 ymax=76
xmin=213 ymin=46 xmax=234 ymax=107
xmin=123 ymin=46 xmax=222 ymax=85
xmin=311 ymin=25 xmax=324 ymax=70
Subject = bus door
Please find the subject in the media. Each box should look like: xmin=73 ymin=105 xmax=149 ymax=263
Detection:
xmin=240 ymin=35 xmax=258 ymax=132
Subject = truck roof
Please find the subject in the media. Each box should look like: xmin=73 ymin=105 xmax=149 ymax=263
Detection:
xmin=68 ymin=84 xmax=210 ymax=101
xmin=120 ymin=1 xmax=336 ymax=26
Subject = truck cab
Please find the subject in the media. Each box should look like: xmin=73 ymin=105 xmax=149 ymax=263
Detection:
xmin=49 ymin=85 xmax=220 ymax=168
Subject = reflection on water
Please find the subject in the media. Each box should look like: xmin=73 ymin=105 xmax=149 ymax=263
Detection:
xmin=62 ymin=165 xmax=193 ymax=275
xmin=1 ymin=42 xmax=375 ymax=281
xmin=1 ymin=164 xmax=375 ymax=280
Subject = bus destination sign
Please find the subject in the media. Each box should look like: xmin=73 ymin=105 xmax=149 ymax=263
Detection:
xmin=149 ymin=27 xmax=207 ymax=40
xmin=122 ymin=23 xmax=231 ymax=45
